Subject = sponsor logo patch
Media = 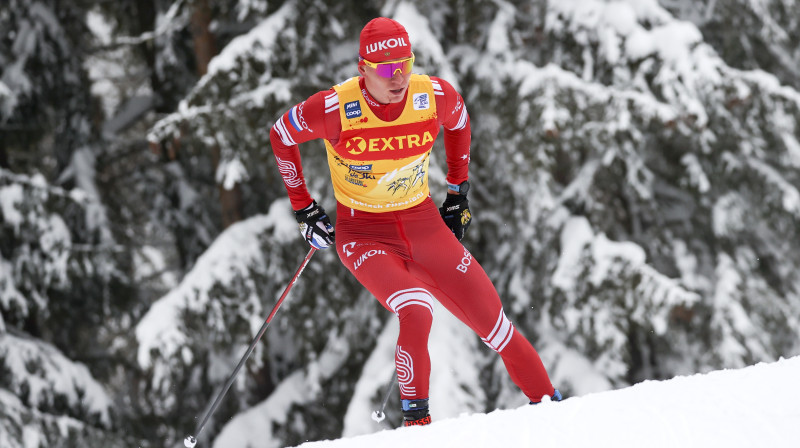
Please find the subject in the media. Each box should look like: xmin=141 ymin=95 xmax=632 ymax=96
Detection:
xmin=349 ymin=164 xmax=373 ymax=172
xmin=364 ymin=37 xmax=409 ymax=55
xmin=288 ymin=102 xmax=311 ymax=132
xmin=413 ymin=93 xmax=430 ymax=110
xmin=354 ymin=249 xmax=387 ymax=270
xmin=345 ymin=100 xmax=362 ymax=118
xmin=342 ymin=242 xmax=357 ymax=257
xmin=457 ymin=247 xmax=473 ymax=273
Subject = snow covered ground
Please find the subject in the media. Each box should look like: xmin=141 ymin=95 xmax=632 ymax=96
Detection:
xmin=292 ymin=356 xmax=800 ymax=448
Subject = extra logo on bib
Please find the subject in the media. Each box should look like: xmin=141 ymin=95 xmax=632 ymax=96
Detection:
xmin=345 ymin=101 xmax=362 ymax=118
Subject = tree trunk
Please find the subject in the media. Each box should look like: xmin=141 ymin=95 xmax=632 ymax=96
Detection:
xmin=191 ymin=0 xmax=243 ymax=228
xmin=190 ymin=0 xmax=217 ymax=76
xmin=211 ymin=144 xmax=244 ymax=228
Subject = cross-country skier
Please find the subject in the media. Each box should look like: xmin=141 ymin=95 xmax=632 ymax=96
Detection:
xmin=270 ymin=17 xmax=561 ymax=427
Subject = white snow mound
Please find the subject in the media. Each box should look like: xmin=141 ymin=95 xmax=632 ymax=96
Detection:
xmin=293 ymin=356 xmax=800 ymax=448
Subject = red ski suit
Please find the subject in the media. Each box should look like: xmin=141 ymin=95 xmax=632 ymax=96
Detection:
xmin=270 ymin=75 xmax=554 ymax=403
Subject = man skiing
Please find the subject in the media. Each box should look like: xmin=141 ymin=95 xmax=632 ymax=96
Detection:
xmin=270 ymin=17 xmax=560 ymax=426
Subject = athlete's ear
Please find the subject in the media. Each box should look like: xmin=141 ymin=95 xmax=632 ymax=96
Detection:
xmin=357 ymin=63 xmax=367 ymax=77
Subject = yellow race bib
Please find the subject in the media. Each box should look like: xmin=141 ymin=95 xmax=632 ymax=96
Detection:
xmin=325 ymin=75 xmax=439 ymax=212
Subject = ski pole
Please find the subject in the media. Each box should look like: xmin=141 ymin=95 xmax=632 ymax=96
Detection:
xmin=184 ymin=247 xmax=317 ymax=448
xmin=371 ymin=369 xmax=397 ymax=423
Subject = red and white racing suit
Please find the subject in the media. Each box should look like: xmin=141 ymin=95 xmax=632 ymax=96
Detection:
xmin=270 ymin=75 xmax=555 ymax=403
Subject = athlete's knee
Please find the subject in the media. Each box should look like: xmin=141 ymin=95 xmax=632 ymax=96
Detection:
xmin=398 ymin=305 xmax=433 ymax=330
xmin=481 ymin=308 xmax=515 ymax=353
xmin=386 ymin=288 xmax=434 ymax=328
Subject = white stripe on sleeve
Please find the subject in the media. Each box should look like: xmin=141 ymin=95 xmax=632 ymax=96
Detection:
xmin=273 ymin=116 xmax=297 ymax=146
xmin=431 ymin=80 xmax=443 ymax=96
xmin=325 ymin=92 xmax=339 ymax=110
xmin=447 ymin=105 xmax=469 ymax=131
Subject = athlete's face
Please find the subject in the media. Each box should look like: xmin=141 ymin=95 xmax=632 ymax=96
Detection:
xmin=358 ymin=57 xmax=412 ymax=104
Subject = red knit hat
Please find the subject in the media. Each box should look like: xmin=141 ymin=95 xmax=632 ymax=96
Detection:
xmin=359 ymin=17 xmax=412 ymax=62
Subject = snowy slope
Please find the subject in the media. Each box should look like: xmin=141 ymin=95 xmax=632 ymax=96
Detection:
xmin=291 ymin=356 xmax=800 ymax=448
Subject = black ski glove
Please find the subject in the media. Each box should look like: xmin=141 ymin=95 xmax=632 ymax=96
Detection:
xmin=439 ymin=194 xmax=472 ymax=241
xmin=295 ymin=200 xmax=335 ymax=249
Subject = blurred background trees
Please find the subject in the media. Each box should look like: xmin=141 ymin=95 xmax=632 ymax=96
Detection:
xmin=2 ymin=0 xmax=799 ymax=446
